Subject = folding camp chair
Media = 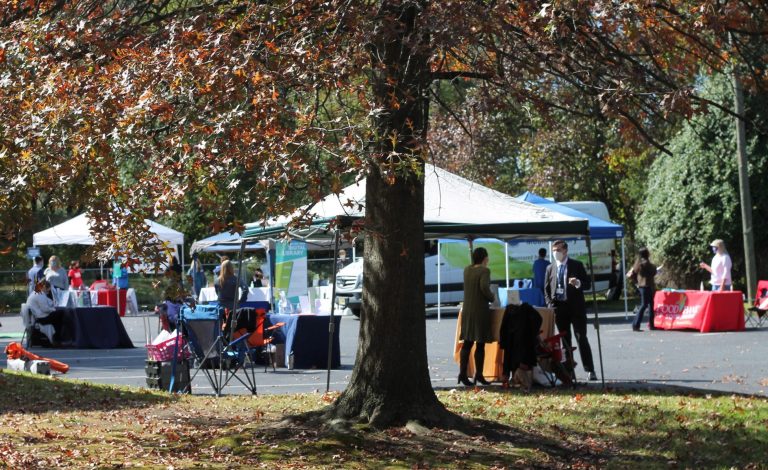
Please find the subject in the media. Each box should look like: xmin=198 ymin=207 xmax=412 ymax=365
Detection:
xmin=181 ymin=304 xmax=260 ymax=396
xmin=536 ymin=333 xmax=577 ymax=387
xmin=746 ymin=280 xmax=768 ymax=328
xmin=230 ymin=308 xmax=285 ymax=372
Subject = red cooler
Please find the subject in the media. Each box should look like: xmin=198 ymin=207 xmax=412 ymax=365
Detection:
xmin=97 ymin=288 xmax=128 ymax=316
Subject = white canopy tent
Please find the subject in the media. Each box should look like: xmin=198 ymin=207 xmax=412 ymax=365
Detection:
xmin=33 ymin=213 xmax=186 ymax=272
xmin=245 ymin=166 xmax=591 ymax=313
xmin=249 ymin=165 xmax=589 ymax=239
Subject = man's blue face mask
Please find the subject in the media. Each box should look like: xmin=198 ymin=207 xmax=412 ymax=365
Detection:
xmin=712 ymin=246 xmax=718 ymax=254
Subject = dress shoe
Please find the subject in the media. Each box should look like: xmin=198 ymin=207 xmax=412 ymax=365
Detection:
xmin=474 ymin=375 xmax=491 ymax=386
xmin=457 ymin=374 xmax=474 ymax=387
xmin=632 ymin=327 xmax=642 ymax=332
xmin=588 ymin=371 xmax=598 ymax=381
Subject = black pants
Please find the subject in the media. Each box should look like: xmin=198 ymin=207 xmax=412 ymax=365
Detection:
xmin=633 ymin=286 xmax=655 ymax=329
xmin=553 ymin=301 xmax=594 ymax=372
xmin=36 ymin=310 xmax=65 ymax=341
xmin=460 ymin=340 xmax=486 ymax=377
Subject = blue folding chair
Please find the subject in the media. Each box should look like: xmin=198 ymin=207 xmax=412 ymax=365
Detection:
xmin=181 ymin=304 xmax=259 ymax=396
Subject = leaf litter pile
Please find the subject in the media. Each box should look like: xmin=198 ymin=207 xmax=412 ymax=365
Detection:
xmin=1 ymin=371 xmax=766 ymax=469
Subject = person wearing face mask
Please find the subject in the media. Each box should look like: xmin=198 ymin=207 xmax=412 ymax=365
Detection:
xmin=543 ymin=240 xmax=597 ymax=381
xmin=699 ymin=239 xmax=732 ymax=291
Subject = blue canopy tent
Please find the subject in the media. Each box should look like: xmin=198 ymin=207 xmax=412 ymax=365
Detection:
xmin=516 ymin=192 xmax=624 ymax=239
xmin=516 ymin=191 xmax=629 ymax=316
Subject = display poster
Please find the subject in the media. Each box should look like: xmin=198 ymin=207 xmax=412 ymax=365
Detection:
xmin=437 ymin=238 xmax=612 ymax=286
xmin=274 ymin=240 xmax=308 ymax=306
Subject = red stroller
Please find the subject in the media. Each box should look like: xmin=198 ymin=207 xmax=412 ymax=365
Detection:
xmin=536 ymin=332 xmax=577 ymax=387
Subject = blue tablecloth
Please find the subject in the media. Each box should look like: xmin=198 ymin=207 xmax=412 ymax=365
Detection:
xmin=266 ymin=314 xmax=341 ymax=369
xmin=60 ymin=307 xmax=134 ymax=349
xmin=498 ymin=288 xmax=545 ymax=307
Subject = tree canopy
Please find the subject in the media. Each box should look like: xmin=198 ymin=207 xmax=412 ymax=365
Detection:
xmin=638 ymin=72 xmax=768 ymax=287
xmin=2 ymin=0 xmax=768 ymax=427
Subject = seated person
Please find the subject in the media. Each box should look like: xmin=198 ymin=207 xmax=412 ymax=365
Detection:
xmin=155 ymin=300 xmax=182 ymax=332
xmin=26 ymin=280 xmax=65 ymax=346
xmin=90 ymin=274 xmax=109 ymax=290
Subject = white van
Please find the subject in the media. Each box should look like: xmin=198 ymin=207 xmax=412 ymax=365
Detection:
xmin=558 ymin=201 xmax=617 ymax=294
xmin=335 ymin=201 xmax=617 ymax=316
xmin=335 ymin=253 xmax=468 ymax=316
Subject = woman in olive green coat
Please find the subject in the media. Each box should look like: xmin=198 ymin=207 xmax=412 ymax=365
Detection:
xmin=458 ymin=247 xmax=495 ymax=386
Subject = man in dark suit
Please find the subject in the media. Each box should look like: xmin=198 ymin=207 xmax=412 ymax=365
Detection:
xmin=544 ymin=240 xmax=597 ymax=381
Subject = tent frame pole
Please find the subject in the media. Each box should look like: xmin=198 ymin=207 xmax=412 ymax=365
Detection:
xmin=504 ymin=241 xmax=510 ymax=289
xmin=265 ymin=241 xmax=274 ymax=312
xmin=326 ymin=228 xmax=340 ymax=393
xmin=586 ymin=236 xmax=605 ymax=388
xmin=181 ymin=244 xmax=186 ymax=289
xmin=621 ymin=238 xmax=628 ymax=319
xmin=437 ymin=240 xmax=441 ymax=323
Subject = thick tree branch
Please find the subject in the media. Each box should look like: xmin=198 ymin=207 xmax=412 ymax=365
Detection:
xmin=430 ymin=70 xmax=493 ymax=81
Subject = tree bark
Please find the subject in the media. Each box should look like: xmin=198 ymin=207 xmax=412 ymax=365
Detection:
xmin=329 ymin=0 xmax=459 ymax=428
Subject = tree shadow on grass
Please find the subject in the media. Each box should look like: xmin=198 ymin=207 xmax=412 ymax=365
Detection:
xmin=167 ymin=402 xmax=615 ymax=469
xmin=0 ymin=370 xmax=172 ymax=415
xmin=466 ymin=382 xmax=768 ymax=468
xmin=192 ymin=413 xmax=593 ymax=469
xmin=232 ymin=383 xmax=764 ymax=469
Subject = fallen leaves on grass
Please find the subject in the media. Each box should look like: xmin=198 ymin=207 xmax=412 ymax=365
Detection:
xmin=2 ymin=374 xmax=768 ymax=468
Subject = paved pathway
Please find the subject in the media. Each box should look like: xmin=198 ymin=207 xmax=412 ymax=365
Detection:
xmin=1 ymin=311 xmax=766 ymax=397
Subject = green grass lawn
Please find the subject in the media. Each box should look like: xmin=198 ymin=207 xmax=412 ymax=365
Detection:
xmin=1 ymin=371 xmax=766 ymax=468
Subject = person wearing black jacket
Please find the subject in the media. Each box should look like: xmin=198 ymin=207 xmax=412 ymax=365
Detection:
xmin=544 ymin=240 xmax=597 ymax=381
xmin=499 ymin=303 xmax=542 ymax=389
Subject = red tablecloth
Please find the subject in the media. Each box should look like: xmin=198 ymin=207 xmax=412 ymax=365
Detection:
xmin=96 ymin=289 xmax=128 ymax=317
xmin=653 ymin=290 xmax=745 ymax=332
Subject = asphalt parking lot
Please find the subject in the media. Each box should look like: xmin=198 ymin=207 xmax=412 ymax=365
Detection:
xmin=1 ymin=311 xmax=766 ymax=397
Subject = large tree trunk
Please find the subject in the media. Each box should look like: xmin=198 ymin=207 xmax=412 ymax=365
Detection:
xmin=330 ymin=0 xmax=458 ymax=428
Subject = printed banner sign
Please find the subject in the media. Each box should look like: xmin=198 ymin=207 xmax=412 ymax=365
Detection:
xmin=274 ymin=240 xmax=308 ymax=305
xmin=439 ymin=239 xmax=612 ymax=282
xmin=653 ymin=290 xmax=745 ymax=332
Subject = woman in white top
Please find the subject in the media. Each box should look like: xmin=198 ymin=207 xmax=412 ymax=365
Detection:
xmin=26 ymin=280 xmax=65 ymax=345
xmin=699 ymin=239 xmax=732 ymax=291
xmin=44 ymin=255 xmax=69 ymax=292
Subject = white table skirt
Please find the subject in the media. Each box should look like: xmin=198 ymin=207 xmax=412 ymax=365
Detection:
xmin=198 ymin=286 xmax=271 ymax=303
xmin=61 ymin=288 xmax=138 ymax=315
